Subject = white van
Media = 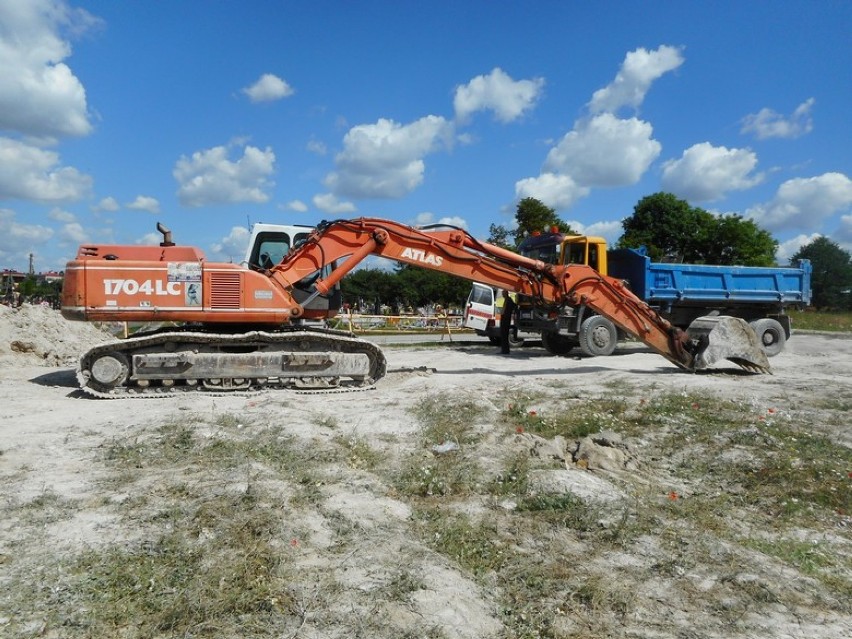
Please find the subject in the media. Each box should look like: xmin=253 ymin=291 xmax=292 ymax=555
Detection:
xmin=463 ymin=283 xmax=524 ymax=346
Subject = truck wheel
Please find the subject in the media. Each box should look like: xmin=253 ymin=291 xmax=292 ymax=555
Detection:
xmin=579 ymin=316 xmax=618 ymax=357
xmin=541 ymin=331 xmax=573 ymax=355
xmin=490 ymin=332 xmax=524 ymax=347
xmin=749 ymin=318 xmax=786 ymax=357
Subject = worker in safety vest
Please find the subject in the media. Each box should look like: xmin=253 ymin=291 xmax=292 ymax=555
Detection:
xmin=498 ymin=289 xmax=517 ymax=354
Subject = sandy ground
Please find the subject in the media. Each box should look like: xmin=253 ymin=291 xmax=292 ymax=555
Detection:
xmin=1 ymin=305 xmax=850 ymax=638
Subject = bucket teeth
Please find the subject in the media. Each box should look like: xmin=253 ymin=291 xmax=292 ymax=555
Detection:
xmin=687 ymin=316 xmax=772 ymax=374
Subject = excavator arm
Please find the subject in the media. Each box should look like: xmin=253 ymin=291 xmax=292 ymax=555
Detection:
xmin=266 ymin=218 xmax=729 ymax=371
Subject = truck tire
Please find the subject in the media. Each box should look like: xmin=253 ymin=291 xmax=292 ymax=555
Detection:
xmin=579 ymin=316 xmax=618 ymax=357
xmin=489 ymin=331 xmax=524 ymax=347
xmin=541 ymin=331 xmax=573 ymax=355
xmin=749 ymin=318 xmax=786 ymax=357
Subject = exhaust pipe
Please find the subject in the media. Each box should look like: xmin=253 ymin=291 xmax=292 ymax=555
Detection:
xmin=157 ymin=222 xmax=175 ymax=247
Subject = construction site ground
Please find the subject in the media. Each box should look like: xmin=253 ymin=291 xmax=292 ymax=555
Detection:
xmin=1 ymin=304 xmax=850 ymax=638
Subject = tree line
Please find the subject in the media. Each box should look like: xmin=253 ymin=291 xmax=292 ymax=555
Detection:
xmin=341 ymin=192 xmax=852 ymax=311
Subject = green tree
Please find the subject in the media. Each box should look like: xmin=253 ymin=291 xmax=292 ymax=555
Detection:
xmin=791 ymin=236 xmax=852 ymax=310
xmin=340 ymin=265 xmax=471 ymax=312
xmin=395 ymin=264 xmax=470 ymax=307
xmin=617 ymin=192 xmax=777 ymax=266
xmin=485 ymin=223 xmax=512 ymax=250
xmin=340 ymin=268 xmax=399 ymax=312
xmin=487 ymin=197 xmax=575 ymax=249
xmin=17 ymin=274 xmax=37 ymax=298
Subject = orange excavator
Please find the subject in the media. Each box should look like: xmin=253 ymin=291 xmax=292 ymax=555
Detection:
xmin=61 ymin=218 xmax=770 ymax=397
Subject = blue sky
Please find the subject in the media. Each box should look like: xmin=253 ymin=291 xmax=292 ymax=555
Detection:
xmin=1 ymin=0 xmax=850 ymax=273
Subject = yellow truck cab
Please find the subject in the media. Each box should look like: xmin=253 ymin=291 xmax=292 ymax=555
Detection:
xmin=513 ymin=232 xmax=616 ymax=356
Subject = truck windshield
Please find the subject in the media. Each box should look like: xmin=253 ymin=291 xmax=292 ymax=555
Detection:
xmin=564 ymin=241 xmax=599 ymax=269
xmin=521 ymin=242 xmax=560 ymax=264
xmin=469 ymin=285 xmax=494 ymax=305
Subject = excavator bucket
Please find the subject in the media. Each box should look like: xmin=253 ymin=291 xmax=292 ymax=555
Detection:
xmin=686 ymin=315 xmax=771 ymax=373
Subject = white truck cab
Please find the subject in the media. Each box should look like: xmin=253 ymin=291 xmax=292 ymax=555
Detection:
xmin=463 ymin=283 xmax=524 ymax=346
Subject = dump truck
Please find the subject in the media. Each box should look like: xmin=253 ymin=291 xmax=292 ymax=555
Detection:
xmin=61 ymin=218 xmax=771 ymax=397
xmin=512 ymin=231 xmax=812 ymax=357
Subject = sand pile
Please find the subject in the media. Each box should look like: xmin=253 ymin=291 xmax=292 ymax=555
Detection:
xmin=0 ymin=304 xmax=116 ymax=367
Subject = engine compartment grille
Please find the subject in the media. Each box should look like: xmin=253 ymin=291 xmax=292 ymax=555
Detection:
xmin=210 ymin=272 xmax=242 ymax=309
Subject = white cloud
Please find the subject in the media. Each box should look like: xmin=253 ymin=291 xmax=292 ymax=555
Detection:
xmin=242 ymin=73 xmax=294 ymax=103
xmin=0 ymin=207 xmax=55 ymax=265
xmin=746 ymin=172 xmax=852 ymax=232
xmin=0 ymin=0 xmax=98 ymax=141
xmin=775 ymin=233 xmax=822 ymax=264
xmin=515 ymin=173 xmax=590 ymax=210
xmin=565 ymin=219 xmax=623 ymax=245
xmin=59 ymin=221 xmax=86 ymax=243
xmin=174 ymin=143 xmax=276 ymax=207
xmin=210 ymin=226 xmax=251 ymax=262
xmin=544 ymin=113 xmax=661 ymax=187
xmin=324 ymin=116 xmax=453 ymax=199
xmin=92 ymin=196 xmax=119 ymax=212
xmin=453 ymin=67 xmax=545 ymax=123
xmin=312 ymin=193 xmax=356 ymax=215
xmin=0 ymin=136 xmax=92 ymax=202
xmin=514 ymin=47 xmax=676 ymax=214
xmin=307 ymin=139 xmax=327 ymax=155
xmin=438 ymin=215 xmax=467 ymax=229
xmin=47 ymin=207 xmax=75 ymax=222
xmin=284 ymin=199 xmax=308 ymax=212
xmin=588 ymin=45 xmax=684 ymax=114
xmin=661 ymin=142 xmax=763 ymax=201
xmin=126 ymin=195 xmax=160 ymax=214
xmin=137 ymin=232 xmax=161 ymax=246
xmin=412 ymin=212 xmax=467 ymax=229
xmin=414 ymin=212 xmax=434 ymax=226
xmin=741 ymin=98 xmax=815 ymax=140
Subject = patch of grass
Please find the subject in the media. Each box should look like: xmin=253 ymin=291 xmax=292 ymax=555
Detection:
xmin=395 ymin=453 xmax=483 ymax=498
xmin=790 ymin=310 xmax=852 ymax=332
xmin=516 ymin=492 xmax=598 ymax=531
xmin=17 ymin=490 xmax=79 ymax=526
xmin=414 ymin=509 xmax=509 ymax=577
xmin=744 ymin=537 xmax=842 ymax=579
xmin=382 ymin=567 xmax=426 ymax=602
xmin=213 ymin=411 xmax=245 ymax=428
xmin=311 ymin=412 xmax=340 ymax=429
xmin=501 ymin=391 xmax=629 ymax=440
xmin=59 ymin=490 xmax=300 ymax=637
xmin=334 ymin=433 xmax=382 ymax=470
xmin=487 ymin=451 xmax=531 ymax=497
xmin=410 ymin=392 xmax=487 ymax=447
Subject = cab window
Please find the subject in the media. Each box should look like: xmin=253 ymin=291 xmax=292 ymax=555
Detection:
xmin=253 ymin=233 xmax=291 ymax=269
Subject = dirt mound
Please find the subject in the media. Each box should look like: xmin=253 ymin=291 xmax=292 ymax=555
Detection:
xmin=0 ymin=304 xmax=115 ymax=367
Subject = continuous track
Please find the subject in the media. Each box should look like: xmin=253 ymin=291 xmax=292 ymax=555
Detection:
xmin=76 ymin=327 xmax=387 ymax=398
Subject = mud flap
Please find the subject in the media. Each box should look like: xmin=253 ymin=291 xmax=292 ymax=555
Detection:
xmin=686 ymin=316 xmax=772 ymax=373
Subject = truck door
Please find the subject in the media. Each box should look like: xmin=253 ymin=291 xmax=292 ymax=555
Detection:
xmin=464 ymin=283 xmax=496 ymax=331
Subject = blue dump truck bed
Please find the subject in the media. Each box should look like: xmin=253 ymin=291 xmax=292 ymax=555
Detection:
xmin=607 ymin=248 xmax=812 ymax=308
